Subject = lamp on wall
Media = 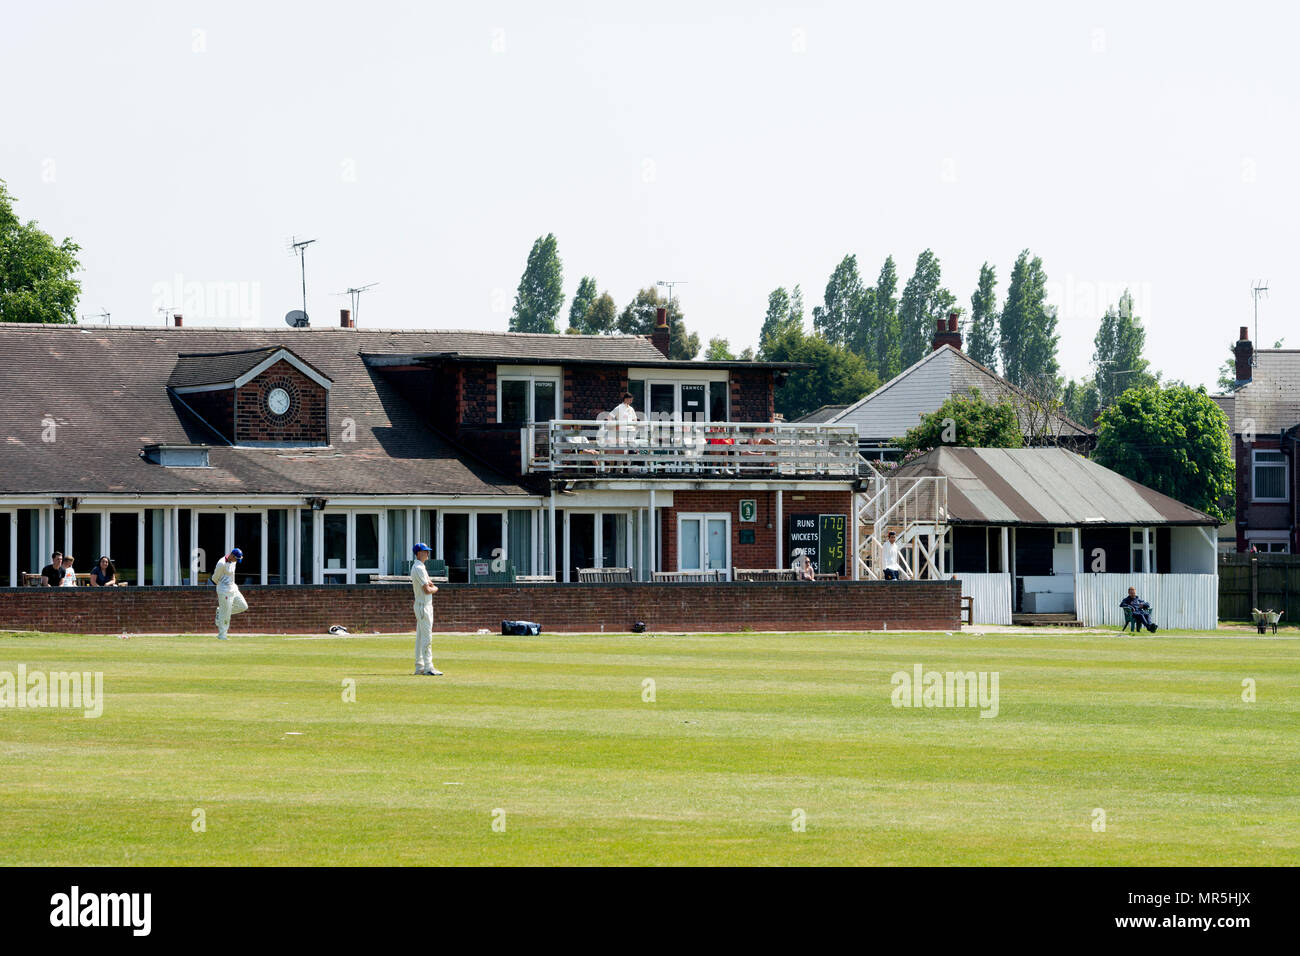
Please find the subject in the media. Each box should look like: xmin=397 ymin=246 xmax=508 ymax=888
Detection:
xmin=308 ymin=497 xmax=329 ymax=511
xmin=57 ymin=496 xmax=78 ymax=510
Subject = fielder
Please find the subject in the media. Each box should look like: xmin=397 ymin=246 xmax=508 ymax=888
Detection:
xmin=211 ymin=548 xmax=249 ymax=641
xmin=411 ymin=543 xmax=443 ymax=676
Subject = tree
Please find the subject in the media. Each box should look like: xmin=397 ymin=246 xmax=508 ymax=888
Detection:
xmin=897 ymin=249 xmax=956 ymax=368
xmin=705 ymin=337 xmax=736 ymax=360
xmin=760 ymin=285 xmax=804 ymax=351
xmin=966 ymin=262 xmax=999 ymax=370
xmin=872 ymin=256 xmax=901 ymax=380
xmin=812 ymin=255 xmax=863 ymax=349
xmin=616 ymin=287 xmax=700 ymax=360
xmin=509 ymin=233 xmax=564 ymax=333
xmin=1092 ymin=290 xmax=1155 ymax=408
xmin=895 ymin=389 xmax=1023 ymax=453
xmin=1093 ymin=384 xmax=1233 ymax=522
xmin=0 ymin=180 xmax=81 ymax=324
xmin=1062 ymin=378 xmax=1100 ymax=426
xmin=567 ymin=276 xmax=598 ymax=331
xmin=761 ymin=326 xmax=879 ymax=421
xmin=999 ymin=249 xmax=1057 ymax=387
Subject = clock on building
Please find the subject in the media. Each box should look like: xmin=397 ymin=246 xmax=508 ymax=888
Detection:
xmin=267 ymin=387 xmax=291 ymax=416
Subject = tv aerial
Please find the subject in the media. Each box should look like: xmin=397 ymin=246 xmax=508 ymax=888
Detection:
xmin=335 ymin=282 xmax=379 ymax=325
xmin=1251 ymin=279 xmax=1269 ymax=364
xmin=656 ymin=279 xmax=687 ymax=308
xmin=287 ymin=235 xmax=318 ymax=324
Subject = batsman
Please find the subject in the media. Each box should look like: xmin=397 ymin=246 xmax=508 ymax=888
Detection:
xmin=411 ymin=543 xmax=443 ymax=676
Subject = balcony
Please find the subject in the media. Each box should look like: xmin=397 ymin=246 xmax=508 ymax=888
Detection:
xmin=523 ymin=419 xmax=860 ymax=477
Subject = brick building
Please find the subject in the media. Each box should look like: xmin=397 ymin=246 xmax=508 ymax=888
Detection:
xmin=0 ymin=311 xmax=860 ymax=587
xmin=1215 ymin=327 xmax=1300 ymax=553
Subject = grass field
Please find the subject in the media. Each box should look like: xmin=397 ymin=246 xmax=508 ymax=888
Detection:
xmin=1 ymin=628 xmax=1297 ymax=866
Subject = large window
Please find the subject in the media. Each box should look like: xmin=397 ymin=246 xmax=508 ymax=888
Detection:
xmin=498 ymin=369 xmax=560 ymax=423
xmin=629 ymin=377 xmax=728 ymax=421
xmin=1253 ymin=450 xmax=1288 ymax=502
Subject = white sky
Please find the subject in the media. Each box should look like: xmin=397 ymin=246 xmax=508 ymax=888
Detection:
xmin=4 ymin=1 xmax=1297 ymax=389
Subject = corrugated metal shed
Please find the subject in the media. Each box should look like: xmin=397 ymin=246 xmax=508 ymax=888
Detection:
xmin=894 ymin=446 xmax=1217 ymax=527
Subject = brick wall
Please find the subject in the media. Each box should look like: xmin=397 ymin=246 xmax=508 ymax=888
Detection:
xmin=456 ymin=362 xmax=496 ymax=427
xmin=730 ymin=368 xmax=775 ymax=423
xmin=1235 ymin=435 xmax=1291 ymax=551
xmin=662 ymin=489 xmax=855 ymax=576
xmin=0 ymin=580 xmax=960 ymax=634
xmin=234 ymin=360 xmax=328 ymax=443
xmin=564 ymin=366 xmax=627 ymax=420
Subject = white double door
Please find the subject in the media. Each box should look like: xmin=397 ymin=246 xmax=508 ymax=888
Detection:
xmin=677 ymin=512 xmax=730 ymax=579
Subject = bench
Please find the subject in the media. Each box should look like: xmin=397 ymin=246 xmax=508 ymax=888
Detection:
xmin=960 ymin=595 xmax=973 ymax=626
xmin=577 ymin=567 xmax=634 ymax=583
xmin=515 ymin=574 xmax=556 ymax=584
xmin=651 ymin=569 xmax=725 ymax=583
xmin=733 ymin=568 xmax=796 ymax=582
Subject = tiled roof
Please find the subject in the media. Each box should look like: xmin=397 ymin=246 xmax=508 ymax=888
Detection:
xmin=1228 ymin=350 xmax=1300 ymax=433
xmin=0 ymin=324 xmax=534 ymax=497
xmin=791 ymin=404 xmax=849 ymax=423
xmin=894 ymin=446 xmax=1217 ymax=526
xmin=168 ymin=347 xmax=286 ymax=388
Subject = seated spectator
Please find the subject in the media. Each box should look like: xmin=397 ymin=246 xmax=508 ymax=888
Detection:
xmin=91 ymin=556 xmax=118 ymax=588
xmin=40 ymin=551 xmax=66 ymax=586
xmin=791 ymin=549 xmax=817 ymax=582
xmin=1120 ymin=587 xmax=1158 ymax=633
xmin=60 ymin=554 xmax=78 ymax=586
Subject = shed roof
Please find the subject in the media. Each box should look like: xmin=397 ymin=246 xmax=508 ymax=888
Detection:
xmin=893 ymin=446 xmax=1217 ymax=526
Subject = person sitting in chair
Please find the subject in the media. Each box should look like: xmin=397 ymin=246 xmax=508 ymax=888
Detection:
xmin=1120 ymin=587 xmax=1158 ymax=633
xmin=791 ymin=549 xmax=817 ymax=582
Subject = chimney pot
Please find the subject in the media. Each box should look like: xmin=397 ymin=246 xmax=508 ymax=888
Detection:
xmin=948 ymin=311 xmax=959 ymax=332
xmin=1240 ymin=326 xmax=1249 ymax=341
xmin=1233 ymin=328 xmax=1254 ymax=386
xmin=340 ymin=309 xmax=353 ymax=328
xmin=932 ymin=313 xmax=963 ymax=353
xmin=651 ymin=306 xmax=670 ymax=356
xmin=173 ymin=313 xmax=183 ymax=327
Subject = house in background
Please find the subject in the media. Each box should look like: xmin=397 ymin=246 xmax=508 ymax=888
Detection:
xmin=888 ymin=446 xmax=1219 ymax=628
xmin=798 ymin=312 xmax=1094 ymax=460
xmin=1215 ymin=327 xmax=1300 ymax=553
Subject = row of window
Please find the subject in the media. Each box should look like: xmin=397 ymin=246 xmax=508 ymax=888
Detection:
xmin=498 ymin=368 xmax=730 ymax=424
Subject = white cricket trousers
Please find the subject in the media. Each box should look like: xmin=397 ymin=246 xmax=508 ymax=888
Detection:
xmin=216 ymin=589 xmax=249 ymax=639
xmin=414 ymin=601 xmax=433 ymax=670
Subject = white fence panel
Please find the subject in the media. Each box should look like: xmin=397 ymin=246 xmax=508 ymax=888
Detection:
xmin=1074 ymin=573 xmax=1218 ymax=630
xmin=956 ymin=572 xmax=1012 ymax=625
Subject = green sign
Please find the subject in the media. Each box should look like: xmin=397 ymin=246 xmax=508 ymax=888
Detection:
xmin=739 ymin=499 xmax=757 ymax=522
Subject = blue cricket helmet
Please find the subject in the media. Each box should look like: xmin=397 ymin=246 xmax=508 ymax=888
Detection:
xmin=229 ymin=548 xmax=243 ymax=561
xmin=412 ymin=542 xmax=432 ymax=555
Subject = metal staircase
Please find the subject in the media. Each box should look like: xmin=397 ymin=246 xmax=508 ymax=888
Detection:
xmin=854 ymin=459 xmax=950 ymax=580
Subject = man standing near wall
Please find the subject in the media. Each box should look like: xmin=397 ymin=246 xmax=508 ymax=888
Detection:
xmin=882 ymin=531 xmax=903 ymax=581
xmin=411 ymin=543 xmax=443 ymax=676
xmin=212 ymin=548 xmax=248 ymax=641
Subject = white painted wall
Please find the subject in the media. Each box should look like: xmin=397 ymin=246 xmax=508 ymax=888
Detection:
xmin=1075 ymin=573 xmax=1218 ymax=630
xmin=956 ymin=572 xmax=1013 ymax=625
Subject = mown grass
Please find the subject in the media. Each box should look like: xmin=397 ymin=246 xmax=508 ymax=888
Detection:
xmin=0 ymin=629 xmax=1296 ymax=865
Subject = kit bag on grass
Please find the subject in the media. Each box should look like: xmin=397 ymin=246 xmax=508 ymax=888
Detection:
xmin=501 ymin=620 xmax=541 ymax=636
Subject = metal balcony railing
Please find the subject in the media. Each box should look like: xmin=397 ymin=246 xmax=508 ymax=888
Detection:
xmin=523 ymin=419 xmax=860 ymax=477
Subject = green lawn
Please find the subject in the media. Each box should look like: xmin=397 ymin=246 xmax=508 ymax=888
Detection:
xmin=1 ymin=629 xmax=1297 ymax=865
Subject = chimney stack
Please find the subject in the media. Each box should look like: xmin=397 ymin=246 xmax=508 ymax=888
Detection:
xmin=173 ymin=313 xmax=183 ymax=328
xmin=340 ymin=309 xmax=354 ymax=328
xmin=651 ymin=306 xmax=670 ymax=357
xmin=932 ymin=310 xmax=962 ymax=352
xmin=1233 ymin=326 xmax=1253 ymax=386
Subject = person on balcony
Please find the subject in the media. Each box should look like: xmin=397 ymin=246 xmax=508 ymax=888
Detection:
xmin=611 ymin=392 xmax=638 ymax=443
xmin=882 ymin=530 xmax=903 ymax=581
xmin=90 ymin=555 xmax=118 ymax=587
xmin=59 ymin=554 xmax=78 ymax=586
xmin=1120 ymin=587 xmax=1158 ymax=633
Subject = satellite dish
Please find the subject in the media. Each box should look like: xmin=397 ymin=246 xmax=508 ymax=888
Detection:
xmin=285 ymin=310 xmax=309 ymax=328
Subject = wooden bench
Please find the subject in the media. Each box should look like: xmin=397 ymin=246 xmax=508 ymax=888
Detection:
xmin=733 ymin=568 xmax=796 ymax=582
xmin=369 ymin=572 xmax=449 ymax=585
xmin=577 ymin=567 xmax=634 ymax=583
xmin=961 ymin=595 xmax=973 ymax=626
xmin=515 ymin=574 xmax=556 ymax=583
xmin=651 ymin=569 xmax=725 ymax=583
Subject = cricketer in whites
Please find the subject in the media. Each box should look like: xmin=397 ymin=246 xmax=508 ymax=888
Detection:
xmin=211 ymin=548 xmax=248 ymax=640
xmin=411 ymin=543 xmax=444 ymax=676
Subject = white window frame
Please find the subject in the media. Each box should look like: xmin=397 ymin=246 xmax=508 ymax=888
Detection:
xmin=436 ymin=509 xmax=509 ymax=569
xmin=1245 ymin=530 xmax=1291 ymax=553
xmin=676 ymin=512 xmax=731 ymax=579
xmin=560 ymin=509 xmax=637 ymax=582
xmin=628 ymin=372 xmax=729 ymax=422
xmin=497 ymin=366 xmax=562 ymax=424
xmin=1251 ymin=449 xmax=1289 ymax=503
